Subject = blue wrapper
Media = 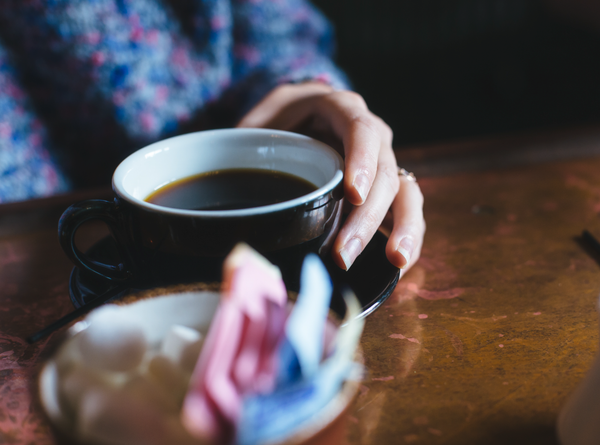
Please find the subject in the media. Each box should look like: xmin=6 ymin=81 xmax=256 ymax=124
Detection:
xmin=236 ymin=281 xmax=364 ymax=445
xmin=236 ymin=356 xmax=353 ymax=445
xmin=276 ymin=254 xmax=332 ymax=386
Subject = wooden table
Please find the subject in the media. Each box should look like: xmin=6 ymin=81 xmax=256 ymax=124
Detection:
xmin=3 ymin=125 xmax=600 ymax=444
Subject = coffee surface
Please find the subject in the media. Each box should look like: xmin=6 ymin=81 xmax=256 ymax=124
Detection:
xmin=145 ymin=168 xmax=317 ymax=211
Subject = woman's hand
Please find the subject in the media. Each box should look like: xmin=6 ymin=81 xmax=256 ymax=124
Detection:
xmin=237 ymin=82 xmax=425 ymax=271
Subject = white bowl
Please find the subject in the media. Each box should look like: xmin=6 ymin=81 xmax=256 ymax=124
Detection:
xmin=38 ymin=292 xmax=359 ymax=445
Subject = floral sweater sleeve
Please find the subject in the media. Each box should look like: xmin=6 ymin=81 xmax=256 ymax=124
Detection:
xmin=0 ymin=0 xmax=349 ymax=203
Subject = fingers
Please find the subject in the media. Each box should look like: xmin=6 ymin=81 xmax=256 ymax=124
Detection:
xmin=315 ymin=92 xmax=386 ymax=207
xmin=238 ymin=85 xmax=386 ymax=209
xmin=331 ymin=144 xmax=399 ymax=270
xmin=237 ymin=84 xmax=424 ymax=271
xmin=385 ymin=177 xmax=425 ymax=270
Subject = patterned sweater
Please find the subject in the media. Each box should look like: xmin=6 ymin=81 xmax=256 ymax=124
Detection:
xmin=0 ymin=0 xmax=349 ymax=203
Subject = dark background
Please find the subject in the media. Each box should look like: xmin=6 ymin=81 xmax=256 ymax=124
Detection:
xmin=311 ymin=0 xmax=600 ymax=146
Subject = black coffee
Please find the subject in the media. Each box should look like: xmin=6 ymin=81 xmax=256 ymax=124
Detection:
xmin=145 ymin=168 xmax=318 ymax=211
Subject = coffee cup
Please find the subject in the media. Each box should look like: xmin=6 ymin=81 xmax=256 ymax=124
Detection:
xmin=58 ymin=129 xmax=345 ymax=289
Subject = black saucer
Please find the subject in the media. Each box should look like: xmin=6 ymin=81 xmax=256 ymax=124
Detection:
xmin=69 ymin=231 xmax=400 ymax=319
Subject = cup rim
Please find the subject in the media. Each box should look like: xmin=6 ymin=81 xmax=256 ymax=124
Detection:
xmin=112 ymin=128 xmax=344 ymax=218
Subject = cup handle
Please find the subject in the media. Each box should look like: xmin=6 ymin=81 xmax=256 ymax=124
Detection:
xmin=58 ymin=199 xmax=134 ymax=282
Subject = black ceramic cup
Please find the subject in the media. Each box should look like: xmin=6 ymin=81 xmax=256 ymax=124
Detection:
xmin=58 ymin=129 xmax=345 ymax=289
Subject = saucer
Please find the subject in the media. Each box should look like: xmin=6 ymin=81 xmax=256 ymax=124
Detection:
xmin=69 ymin=231 xmax=400 ymax=319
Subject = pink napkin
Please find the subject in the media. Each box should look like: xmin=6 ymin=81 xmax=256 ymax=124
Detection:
xmin=181 ymin=244 xmax=288 ymax=443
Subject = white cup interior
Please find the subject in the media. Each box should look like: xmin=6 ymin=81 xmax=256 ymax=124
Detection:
xmin=113 ymin=129 xmax=344 ymax=216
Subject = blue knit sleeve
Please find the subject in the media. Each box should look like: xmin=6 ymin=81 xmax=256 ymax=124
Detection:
xmin=0 ymin=43 xmax=70 ymax=203
xmin=220 ymin=0 xmax=351 ymax=120
xmin=0 ymin=0 xmax=349 ymax=202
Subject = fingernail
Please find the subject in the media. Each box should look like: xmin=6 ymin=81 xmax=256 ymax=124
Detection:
xmin=396 ymin=236 xmax=414 ymax=269
xmin=339 ymin=238 xmax=363 ymax=270
xmin=353 ymin=174 xmax=369 ymax=204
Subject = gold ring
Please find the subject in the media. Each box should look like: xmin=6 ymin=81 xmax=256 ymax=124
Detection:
xmin=397 ymin=166 xmax=417 ymax=182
